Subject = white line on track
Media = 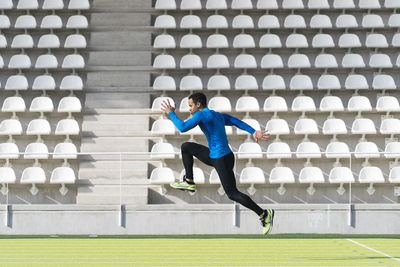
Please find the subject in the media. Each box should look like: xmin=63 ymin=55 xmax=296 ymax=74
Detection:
xmin=347 ymin=239 xmax=400 ymax=263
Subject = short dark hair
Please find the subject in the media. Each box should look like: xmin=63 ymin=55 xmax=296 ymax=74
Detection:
xmin=189 ymin=92 xmax=207 ymax=108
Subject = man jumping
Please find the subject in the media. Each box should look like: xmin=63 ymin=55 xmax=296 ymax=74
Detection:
xmin=161 ymin=92 xmax=274 ymax=235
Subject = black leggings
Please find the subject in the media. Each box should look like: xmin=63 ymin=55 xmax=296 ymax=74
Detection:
xmin=181 ymin=142 xmax=264 ymax=216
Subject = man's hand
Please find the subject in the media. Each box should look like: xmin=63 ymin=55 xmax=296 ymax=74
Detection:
xmin=161 ymin=99 xmax=176 ymax=114
xmin=253 ymin=130 xmax=270 ymax=143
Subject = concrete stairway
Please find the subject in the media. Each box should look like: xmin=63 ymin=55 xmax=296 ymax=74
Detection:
xmin=77 ymin=0 xmax=153 ymax=205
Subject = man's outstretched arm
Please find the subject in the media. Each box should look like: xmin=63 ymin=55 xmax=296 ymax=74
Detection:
xmin=161 ymin=99 xmax=200 ymax=132
xmin=223 ymin=113 xmax=269 ymax=142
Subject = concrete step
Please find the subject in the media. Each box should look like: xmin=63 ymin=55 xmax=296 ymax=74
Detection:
xmin=78 ymin=178 xmax=150 ymax=185
xmin=89 ymin=31 xmax=151 ymax=50
xmin=92 ymin=0 xmax=152 ymax=11
xmin=79 ymin=160 xmax=148 ymax=180
xmin=84 ymin=92 xmax=150 ymax=109
xmin=88 ymin=51 xmax=151 ymax=66
xmin=80 ymin=137 xmax=148 ymax=152
xmin=77 ymin=185 xmax=148 ymax=205
xmin=90 ymin=13 xmax=151 ymax=27
xmin=82 ymin=114 xmax=149 ymax=134
xmin=86 ymin=71 xmax=151 ymax=88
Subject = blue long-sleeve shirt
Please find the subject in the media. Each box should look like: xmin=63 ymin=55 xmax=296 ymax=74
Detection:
xmin=169 ymin=108 xmax=256 ymax=159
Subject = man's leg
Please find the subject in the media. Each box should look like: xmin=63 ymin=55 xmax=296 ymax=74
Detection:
xmin=181 ymin=142 xmax=212 ymax=181
xmin=212 ymin=153 xmax=264 ymax=216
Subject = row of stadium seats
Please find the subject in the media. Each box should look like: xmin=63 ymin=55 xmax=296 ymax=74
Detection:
xmin=1 ymin=34 xmax=86 ymax=49
xmin=154 ymin=13 xmax=400 ymax=30
xmin=155 ymin=0 xmax=400 ymax=10
xmin=0 ymin=118 xmax=80 ymax=138
xmin=150 ymin=165 xmax=400 ymax=196
xmin=0 ymin=15 xmax=88 ymax=29
xmin=0 ymin=142 xmax=77 ymax=161
xmin=154 ymin=33 xmax=400 ymax=49
xmin=0 ymin=54 xmax=85 ymax=70
xmin=0 ymin=75 xmax=83 ymax=91
xmin=151 ymin=117 xmax=400 ymax=138
xmin=153 ymin=53 xmax=400 ymax=69
xmin=0 ymin=166 xmax=76 ymax=196
xmin=2 ymin=96 xmax=81 ymax=115
xmin=151 ymin=141 xmax=400 ymax=161
xmin=0 ymin=0 xmax=89 ymax=10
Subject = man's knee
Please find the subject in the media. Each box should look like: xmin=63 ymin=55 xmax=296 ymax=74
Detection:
xmin=181 ymin=142 xmax=193 ymax=152
xmin=226 ymin=190 xmax=240 ymax=201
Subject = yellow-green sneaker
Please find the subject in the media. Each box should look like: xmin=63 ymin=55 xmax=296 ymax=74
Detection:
xmin=170 ymin=180 xmax=196 ymax=192
xmin=260 ymin=209 xmax=275 ymax=235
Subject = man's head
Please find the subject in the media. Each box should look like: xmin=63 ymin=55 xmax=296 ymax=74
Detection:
xmin=188 ymin=92 xmax=207 ymax=115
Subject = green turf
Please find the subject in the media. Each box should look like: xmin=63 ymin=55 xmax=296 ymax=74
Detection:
xmin=0 ymin=238 xmax=399 ymax=266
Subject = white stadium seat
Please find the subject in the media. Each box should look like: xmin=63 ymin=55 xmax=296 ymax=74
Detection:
xmin=336 ymin=14 xmax=358 ymax=28
xmin=325 ymin=142 xmax=351 ymax=160
xmin=0 ymin=0 xmax=13 ymax=9
xmin=288 ymin=54 xmax=311 ymax=69
xmin=153 ymin=54 xmax=176 ymax=69
xmin=312 ymin=34 xmax=335 ymax=48
xmin=8 ymin=54 xmax=31 ymax=69
xmin=179 ymin=97 xmax=189 ymax=113
xmin=262 ymin=75 xmax=286 ymax=91
xmin=32 ymin=75 xmax=56 ymax=91
xmin=153 ymin=75 xmax=176 ymax=91
xmin=376 ymin=96 xmax=400 ymax=114
xmin=354 ymin=142 xmax=380 ymax=160
xmin=351 ymin=118 xmax=376 ymax=135
xmin=269 ymin=167 xmax=295 ymax=195
xmin=258 ymin=15 xmax=280 ymax=29
xmin=29 ymin=96 xmax=54 ymax=113
xmin=42 ymin=0 xmax=64 ymax=9
xmin=286 ymin=34 xmax=308 ymax=48
xmin=235 ymin=96 xmax=260 ymax=112
xmin=372 ymin=75 xmax=396 ymax=91
xmin=35 ymin=54 xmax=58 ymax=69
xmin=21 ymin=167 xmax=46 ymax=195
xmin=239 ymin=167 xmax=265 ymax=195
xmin=232 ymin=0 xmax=253 ymax=9
xmin=206 ymin=34 xmax=229 ymax=49
xmin=369 ymin=54 xmax=392 ymax=68
xmin=5 ymin=75 xmax=28 ymax=91
xmin=385 ymin=0 xmax=400 ymax=8
xmin=389 ymin=14 xmax=400 ymax=28
xmin=17 ymin=0 xmax=39 ymax=10
xmin=0 ymin=119 xmax=23 ymax=136
xmin=308 ymin=0 xmax=330 ymax=9
xmin=60 ymin=75 xmax=83 ymax=91
xmin=180 ymin=34 xmax=202 ymax=49
xmin=319 ymin=96 xmax=344 ymax=113
xmin=261 ymin=54 xmax=284 ymax=69
xmin=0 ymin=143 xmax=19 ymax=160
xmin=206 ymin=15 xmax=228 ymax=29
xmin=259 ymin=34 xmax=282 ymax=48
xmin=27 ymin=119 xmax=51 ymax=136
xmin=11 ymin=34 xmax=34 ymax=49
xmin=389 ymin=167 xmax=400 ymax=183
xmin=333 ymin=0 xmax=355 ymax=9
xmin=315 ymin=54 xmax=338 ymax=69
xmin=283 ymin=0 xmax=304 ymax=9
xmin=64 ymin=34 xmax=87 ymax=49
xmin=366 ymin=34 xmax=389 ymax=48
xmin=151 ymin=119 xmax=176 ymax=135
xmin=0 ymin=15 xmax=11 ymax=29
xmin=310 ymin=15 xmax=332 ymax=28
xmin=263 ymin=96 xmax=288 ymax=114
xmin=358 ymin=166 xmax=384 ymax=195
xmin=206 ymin=0 xmax=227 ymax=10
xmin=55 ymin=119 xmax=80 ymax=137
xmin=233 ymin=34 xmax=255 ymax=49
xmin=237 ymin=142 xmax=263 ymax=159
xmin=362 ymin=14 xmax=384 ymax=28
xmin=180 ymin=54 xmax=202 ymax=69
xmin=342 ymin=53 xmax=365 ymax=68
xmin=290 ymin=75 xmax=313 ymax=91
xmin=15 ymin=15 xmax=37 ymax=29
xmin=208 ymin=96 xmax=231 ymax=112
xmin=0 ymin=34 xmax=7 ymax=48
xmin=53 ymin=143 xmax=78 ymax=160
xmin=180 ymin=15 xmax=202 ymax=29
xmin=150 ymin=167 xmax=175 ymax=194
xmin=68 ymin=0 xmax=90 ymax=10
xmin=38 ymin=34 xmax=61 ymax=49
xmin=151 ymin=96 xmax=175 ymax=112
xmin=345 ymin=74 xmax=368 ymax=91
xmin=66 ymin=15 xmax=89 ymax=29
xmin=207 ymin=54 xmax=230 ymax=69
xmin=62 ymin=54 xmax=85 ymax=69
xmin=339 ymin=34 xmax=361 ymax=48
xmin=180 ymin=75 xmax=203 ymax=91
xmin=41 ymin=15 xmax=62 ymax=29
xmin=235 ymin=75 xmax=258 ymax=91
xmin=296 ymin=141 xmax=322 ymax=159
xmin=299 ymin=167 xmax=324 ymax=195
xmin=322 ymin=118 xmax=347 ymax=136
xmin=291 ymin=96 xmax=316 ymax=113
xmin=155 ymin=0 xmax=176 ymax=10
xmin=179 ymin=168 xmax=205 ymax=184
xmin=207 ymin=75 xmax=230 ymax=91
xmin=2 ymin=97 xmax=26 ymax=113
xmin=266 ymin=119 xmax=290 ymax=138
xmin=284 ymin=15 xmax=306 ymax=29
xmin=234 ymin=54 xmax=257 ymax=69
xmin=236 ymin=119 xmax=260 ymax=135
xmin=50 ymin=167 xmax=76 ymax=195
xmin=154 ymin=15 xmax=176 ymax=29
xmin=150 ymin=142 xmax=175 ymax=159
xmin=380 ymin=118 xmax=400 ymax=136
xmin=0 ymin=167 xmax=17 ymax=190
xmin=232 ymin=15 xmax=254 ymax=29
xmin=180 ymin=0 xmax=202 ymax=10
xmin=318 ymin=75 xmax=341 ymax=90
xmin=266 ymin=142 xmax=292 ymax=160
xmin=359 ymin=0 xmax=381 ymax=9
xmin=329 ymin=167 xmax=355 ymax=195
xmin=24 ymin=142 xmax=49 ymax=160
xmin=348 ymin=95 xmax=372 ymax=114
xmin=257 ymin=0 xmax=278 ymax=9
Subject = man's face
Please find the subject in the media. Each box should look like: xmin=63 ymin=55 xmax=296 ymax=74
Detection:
xmin=188 ymin=98 xmax=201 ymax=115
